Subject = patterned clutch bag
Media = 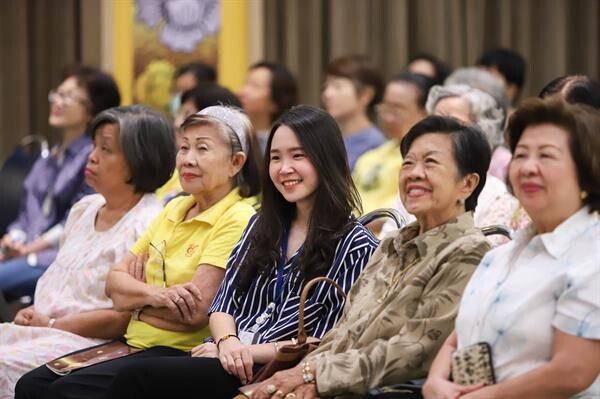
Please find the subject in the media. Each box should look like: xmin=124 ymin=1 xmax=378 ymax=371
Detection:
xmin=450 ymin=342 xmax=496 ymax=386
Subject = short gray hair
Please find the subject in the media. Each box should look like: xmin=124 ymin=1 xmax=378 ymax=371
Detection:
xmin=426 ymin=84 xmax=505 ymax=150
xmin=445 ymin=67 xmax=509 ymax=121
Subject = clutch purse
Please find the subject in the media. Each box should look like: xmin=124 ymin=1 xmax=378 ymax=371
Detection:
xmin=46 ymin=340 xmax=142 ymax=375
xmin=236 ymin=276 xmax=347 ymax=398
xmin=450 ymin=342 xmax=496 ymax=386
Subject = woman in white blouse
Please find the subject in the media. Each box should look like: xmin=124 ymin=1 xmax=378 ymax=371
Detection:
xmin=0 ymin=106 xmax=175 ymax=398
xmin=424 ymin=97 xmax=600 ymax=398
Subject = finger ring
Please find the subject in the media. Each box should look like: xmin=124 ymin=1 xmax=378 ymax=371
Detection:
xmin=265 ymin=384 xmax=277 ymax=395
xmin=284 ymin=394 xmax=296 ymax=399
xmin=274 ymin=391 xmax=284 ymax=397
xmin=175 ymin=297 xmax=182 ymax=302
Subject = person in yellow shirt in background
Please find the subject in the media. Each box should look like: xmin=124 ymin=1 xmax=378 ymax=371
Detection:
xmin=353 ymin=73 xmax=434 ymax=228
xmin=16 ymin=106 xmax=261 ymax=399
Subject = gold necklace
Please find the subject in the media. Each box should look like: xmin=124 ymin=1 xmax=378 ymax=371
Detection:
xmin=376 ymin=257 xmax=419 ymax=303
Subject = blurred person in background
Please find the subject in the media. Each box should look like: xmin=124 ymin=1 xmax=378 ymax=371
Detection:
xmin=444 ymin=67 xmax=511 ymax=182
xmin=239 ymin=61 xmax=298 ymax=154
xmin=408 ymin=53 xmax=452 ymax=86
xmin=323 ymin=54 xmax=385 ymax=170
xmin=0 ymin=65 xmax=120 ymax=301
xmin=477 ymin=47 xmax=527 ymax=108
xmin=539 ymin=74 xmax=600 ymax=109
xmin=353 ymin=73 xmax=433 ymax=221
xmin=169 ymin=62 xmax=217 ymax=116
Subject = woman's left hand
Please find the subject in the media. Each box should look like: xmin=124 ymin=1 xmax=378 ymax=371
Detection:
xmin=251 ymin=365 xmax=306 ymax=399
xmin=191 ymin=342 xmax=219 ymax=358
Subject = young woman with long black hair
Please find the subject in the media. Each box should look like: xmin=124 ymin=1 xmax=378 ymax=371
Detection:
xmin=104 ymin=105 xmax=379 ymax=399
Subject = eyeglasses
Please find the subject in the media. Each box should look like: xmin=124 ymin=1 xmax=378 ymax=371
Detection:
xmin=149 ymin=240 xmax=168 ymax=288
xmin=375 ymin=103 xmax=404 ymax=119
xmin=48 ymin=89 xmax=89 ymax=106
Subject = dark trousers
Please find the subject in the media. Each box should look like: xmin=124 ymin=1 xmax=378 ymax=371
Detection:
xmin=105 ymin=356 xmax=262 ymax=399
xmin=15 ymin=346 xmax=186 ymax=399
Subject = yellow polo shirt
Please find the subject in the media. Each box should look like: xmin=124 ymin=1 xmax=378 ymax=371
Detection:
xmin=125 ymin=188 xmax=255 ymax=351
xmin=353 ymin=140 xmax=403 ymax=214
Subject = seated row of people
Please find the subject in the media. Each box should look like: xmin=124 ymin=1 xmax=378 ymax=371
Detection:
xmin=0 ymin=62 xmax=595 ymax=397
xmin=6 ymin=95 xmax=597 ymax=399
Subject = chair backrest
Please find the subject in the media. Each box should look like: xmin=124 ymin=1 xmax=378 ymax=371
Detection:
xmin=358 ymin=208 xmax=406 ymax=229
xmin=481 ymin=224 xmax=511 ymax=240
xmin=0 ymin=134 xmax=49 ymax=236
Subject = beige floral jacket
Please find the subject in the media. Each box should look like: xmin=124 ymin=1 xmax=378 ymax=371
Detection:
xmin=307 ymin=212 xmax=491 ymax=397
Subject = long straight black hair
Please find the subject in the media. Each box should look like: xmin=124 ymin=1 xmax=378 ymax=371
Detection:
xmin=236 ymin=105 xmax=362 ymax=291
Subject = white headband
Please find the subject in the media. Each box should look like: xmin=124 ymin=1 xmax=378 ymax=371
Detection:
xmin=198 ymin=106 xmax=249 ymax=154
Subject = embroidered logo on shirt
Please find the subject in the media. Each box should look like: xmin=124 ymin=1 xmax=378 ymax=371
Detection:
xmin=185 ymin=244 xmax=199 ymax=257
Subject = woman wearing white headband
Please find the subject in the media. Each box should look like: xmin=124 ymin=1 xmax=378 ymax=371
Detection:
xmin=16 ymin=106 xmax=261 ymax=399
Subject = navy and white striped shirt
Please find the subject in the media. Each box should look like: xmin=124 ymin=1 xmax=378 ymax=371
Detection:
xmin=209 ymin=214 xmax=379 ymax=343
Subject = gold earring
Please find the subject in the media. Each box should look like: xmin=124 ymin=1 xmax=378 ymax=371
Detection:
xmin=581 ymin=191 xmax=588 ymax=200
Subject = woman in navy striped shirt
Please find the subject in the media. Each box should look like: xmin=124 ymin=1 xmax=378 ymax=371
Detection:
xmin=106 ymin=105 xmax=379 ymax=398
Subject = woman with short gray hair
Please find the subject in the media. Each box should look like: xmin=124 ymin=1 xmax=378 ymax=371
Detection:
xmin=0 ymin=105 xmax=175 ymax=398
xmin=426 ymin=84 xmax=505 ymax=150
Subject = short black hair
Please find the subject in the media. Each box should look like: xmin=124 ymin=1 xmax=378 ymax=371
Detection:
xmin=249 ymin=61 xmax=298 ymax=122
xmin=326 ymin=54 xmax=383 ymax=119
xmin=389 ymin=72 xmax=435 ymax=108
xmin=180 ymin=82 xmax=242 ymax=110
xmin=538 ymin=75 xmax=600 ymax=109
xmin=61 ymin=64 xmax=121 ymax=117
xmin=408 ymin=53 xmax=452 ymax=86
xmin=90 ymin=105 xmax=176 ymax=193
xmin=175 ymin=62 xmax=217 ymax=84
xmin=400 ymin=115 xmax=491 ymax=212
xmin=477 ymin=48 xmax=526 ymax=92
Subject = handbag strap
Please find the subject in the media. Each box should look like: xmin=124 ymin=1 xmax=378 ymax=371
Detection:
xmin=297 ymin=276 xmax=347 ymax=344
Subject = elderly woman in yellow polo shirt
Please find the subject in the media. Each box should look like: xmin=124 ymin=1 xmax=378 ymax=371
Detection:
xmin=15 ymin=106 xmax=261 ymax=399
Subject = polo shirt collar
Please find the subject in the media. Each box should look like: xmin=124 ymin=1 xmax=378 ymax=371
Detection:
xmin=167 ymin=188 xmax=243 ymax=226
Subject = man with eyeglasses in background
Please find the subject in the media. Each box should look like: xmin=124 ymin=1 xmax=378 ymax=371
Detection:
xmin=352 ymin=72 xmax=434 ymax=233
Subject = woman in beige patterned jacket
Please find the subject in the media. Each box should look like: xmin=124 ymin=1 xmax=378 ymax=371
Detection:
xmin=253 ymin=115 xmax=493 ymax=399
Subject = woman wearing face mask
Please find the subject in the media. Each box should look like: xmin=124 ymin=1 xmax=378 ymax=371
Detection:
xmin=0 ymin=105 xmax=174 ymax=398
xmin=98 ymin=105 xmax=379 ymax=399
xmin=16 ymin=106 xmax=260 ymax=399
xmin=0 ymin=65 xmax=120 ymax=302
xmin=424 ymin=97 xmax=600 ymax=399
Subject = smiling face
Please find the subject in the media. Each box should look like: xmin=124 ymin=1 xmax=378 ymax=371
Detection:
xmin=268 ymin=125 xmax=319 ymax=212
xmin=177 ymin=123 xmax=245 ymax=199
xmin=48 ymin=76 xmax=92 ymax=131
xmin=399 ymin=133 xmax=478 ymax=231
xmin=85 ymin=123 xmax=131 ymax=195
xmin=509 ymin=123 xmax=582 ymax=232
